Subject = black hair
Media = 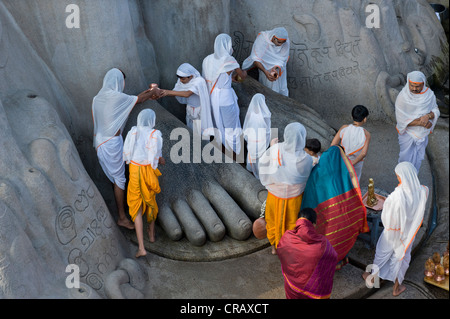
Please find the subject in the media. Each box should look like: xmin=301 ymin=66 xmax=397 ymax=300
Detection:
xmin=119 ymin=69 xmax=126 ymax=80
xmin=305 ymin=138 xmax=321 ymax=154
xmin=298 ymin=208 xmax=317 ymax=224
xmin=352 ymin=105 xmax=369 ymax=122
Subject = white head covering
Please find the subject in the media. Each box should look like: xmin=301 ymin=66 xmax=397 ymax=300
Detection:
xmin=243 ymin=94 xmax=272 ymax=162
xmin=340 ymin=125 xmax=366 ymax=156
xmin=395 ymin=71 xmax=439 ymax=139
xmin=259 ymin=122 xmax=312 ymax=188
xmin=242 ymin=27 xmax=290 ymax=72
xmin=202 ymin=33 xmax=240 ymax=94
xmin=92 ymin=68 xmax=138 ymax=150
xmin=123 ymin=109 xmax=162 ymax=169
xmin=173 ymin=63 xmax=215 ymax=137
xmin=380 ymin=161 xmax=428 ymax=261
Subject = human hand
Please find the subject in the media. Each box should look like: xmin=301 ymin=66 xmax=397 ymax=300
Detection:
xmin=425 ymin=121 xmax=432 ymax=129
xmin=270 ymin=138 xmax=279 ymax=146
xmin=158 ymin=156 xmax=166 ymax=165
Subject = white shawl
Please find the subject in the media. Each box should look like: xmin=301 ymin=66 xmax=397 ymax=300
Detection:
xmin=173 ymin=63 xmax=215 ymax=137
xmin=379 ymin=161 xmax=428 ymax=261
xmin=242 ymin=27 xmax=290 ymax=73
xmin=243 ymin=93 xmax=272 ymax=163
xmin=259 ymin=122 xmax=312 ymax=189
xmin=340 ymin=124 xmax=366 ymax=156
xmin=92 ymin=68 xmax=138 ymax=150
xmin=395 ymin=71 xmax=440 ymax=140
xmin=202 ymin=33 xmax=240 ymax=94
xmin=123 ymin=109 xmax=162 ymax=169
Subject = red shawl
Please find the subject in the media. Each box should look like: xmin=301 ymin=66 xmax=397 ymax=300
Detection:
xmin=277 ymin=218 xmax=338 ymax=299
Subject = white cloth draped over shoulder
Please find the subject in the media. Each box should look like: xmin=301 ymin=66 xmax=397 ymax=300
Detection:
xmin=92 ymin=68 xmax=138 ymax=150
xmin=242 ymin=27 xmax=290 ymax=96
xmin=123 ymin=109 xmax=162 ymax=169
xmin=202 ymin=34 xmax=240 ymax=94
xmin=373 ymin=162 xmax=428 ymax=284
xmin=340 ymin=124 xmax=366 ymax=180
xmin=173 ymin=63 xmax=215 ymax=137
xmin=243 ymin=93 xmax=271 ymax=179
xmin=395 ymin=71 xmax=440 ymax=140
xmin=259 ymin=122 xmax=312 ymax=198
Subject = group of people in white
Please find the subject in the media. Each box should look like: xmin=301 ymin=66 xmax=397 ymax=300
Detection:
xmin=91 ymin=25 xmax=440 ymax=297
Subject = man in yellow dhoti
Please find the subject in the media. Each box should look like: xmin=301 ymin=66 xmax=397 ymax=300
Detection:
xmin=123 ymin=109 xmax=165 ymax=258
xmin=259 ymin=122 xmax=313 ymax=254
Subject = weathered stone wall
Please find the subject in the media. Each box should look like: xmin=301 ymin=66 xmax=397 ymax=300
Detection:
xmin=230 ymin=0 xmax=448 ymax=126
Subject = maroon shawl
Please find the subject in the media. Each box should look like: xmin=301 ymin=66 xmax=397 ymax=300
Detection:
xmin=277 ymin=218 xmax=338 ymax=299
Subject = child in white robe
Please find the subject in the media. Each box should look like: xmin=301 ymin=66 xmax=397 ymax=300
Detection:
xmin=331 ymin=105 xmax=370 ymax=182
xmin=160 ymin=63 xmax=214 ymax=137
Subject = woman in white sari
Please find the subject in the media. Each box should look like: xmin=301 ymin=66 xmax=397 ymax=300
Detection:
xmin=363 ymin=161 xmax=428 ymax=296
xmin=92 ymin=68 xmax=157 ymax=229
xmin=243 ymin=93 xmax=271 ymax=179
xmin=202 ymin=33 xmax=247 ymax=156
xmin=258 ymin=122 xmax=313 ymax=253
xmin=242 ymin=27 xmax=290 ymax=96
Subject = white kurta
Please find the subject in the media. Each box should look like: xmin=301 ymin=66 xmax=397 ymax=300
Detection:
xmin=372 ymin=162 xmax=428 ymax=284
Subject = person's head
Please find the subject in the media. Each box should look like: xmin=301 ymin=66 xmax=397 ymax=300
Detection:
xmin=352 ymin=105 xmax=369 ymax=123
xmin=304 ymin=138 xmax=321 ymax=156
xmin=177 ymin=75 xmax=193 ymax=84
xmin=270 ymin=27 xmax=288 ymax=47
xmin=284 ymin=122 xmax=307 ymax=155
xmin=407 ymin=71 xmax=426 ymax=94
xmin=176 ymin=63 xmax=199 ymax=84
xmin=102 ymin=68 xmax=126 ymax=92
xmin=298 ymin=208 xmax=317 ymax=225
xmin=137 ymin=108 xmax=156 ymax=128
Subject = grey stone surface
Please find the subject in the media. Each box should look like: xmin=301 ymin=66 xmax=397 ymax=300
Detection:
xmin=0 ymin=0 xmax=448 ymax=300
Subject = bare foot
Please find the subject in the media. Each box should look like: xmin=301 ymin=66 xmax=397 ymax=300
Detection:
xmin=271 ymin=246 xmax=277 ymax=255
xmin=118 ymin=218 xmax=135 ymax=230
xmin=393 ymin=283 xmax=406 ymax=297
xmin=135 ymin=248 xmax=147 ymax=258
xmin=148 ymin=225 xmax=155 ymax=243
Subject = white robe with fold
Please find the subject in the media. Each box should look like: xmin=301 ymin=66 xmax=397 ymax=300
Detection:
xmin=395 ymin=71 xmax=440 ymax=171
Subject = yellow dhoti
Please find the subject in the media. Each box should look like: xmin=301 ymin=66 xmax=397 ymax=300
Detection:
xmin=127 ymin=163 xmax=161 ymax=223
xmin=265 ymin=192 xmax=303 ymax=248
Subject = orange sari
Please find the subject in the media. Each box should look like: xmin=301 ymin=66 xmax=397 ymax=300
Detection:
xmin=127 ymin=163 xmax=161 ymax=223
xmin=265 ymin=192 xmax=303 ymax=248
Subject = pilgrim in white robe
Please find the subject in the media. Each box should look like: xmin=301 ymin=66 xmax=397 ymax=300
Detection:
xmin=372 ymin=162 xmax=428 ymax=285
xmin=202 ymin=33 xmax=242 ymax=154
xmin=339 ymin=124 xmax=367 ymax=181
xmin=242 ymin=27 xmax=290 ymax=96
xmin=173 ymin=63 xmax=214 ymax=137
xmin=243 ymin=93 xmax=271 ymax=179
xmin=395 ymin=71 xmax=440 ymax=172
xmin=92 ymin=68 xmax=138 ymax=190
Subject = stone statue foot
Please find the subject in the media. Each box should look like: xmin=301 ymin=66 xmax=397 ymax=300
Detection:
xmin=119 ymin=78 xmax=336 ymax=261
xmin=1 ymin=90 xmax=145 ymax=298
xmin=121 ymin=101 xmax=267 ymax=260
